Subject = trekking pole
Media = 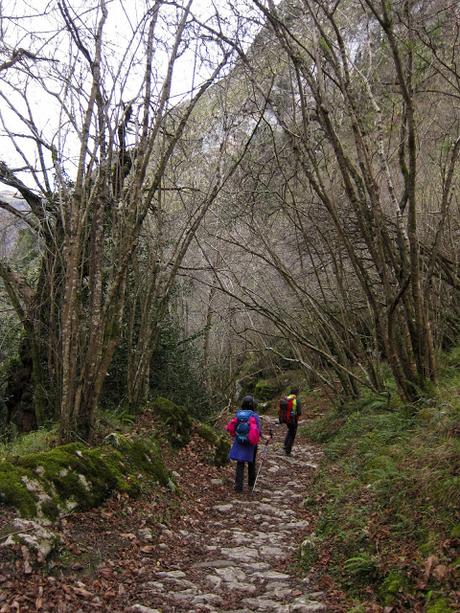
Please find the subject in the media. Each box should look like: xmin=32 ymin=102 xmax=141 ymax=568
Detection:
xmin=251 ymin=428 xmax=273 ymax=495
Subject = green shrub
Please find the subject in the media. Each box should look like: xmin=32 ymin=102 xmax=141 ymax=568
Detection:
xmin=149 ymin=314 xmax=212 ymax=419
xmin=0 ymin=426 xmax=58 ymax=458
xmin=343 ymin=554 xmax=379 ymax=584
xmin=254 ymin=378 xmax=283 ymax=401
xmin=378 ymin=569 xmax=410 ymax=606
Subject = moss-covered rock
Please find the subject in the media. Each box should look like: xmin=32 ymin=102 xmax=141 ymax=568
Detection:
xmin=150 ymin=396 xmax=192 ymax=448
xmin=300 ymin=534 xmax=320 ymax=570
xmin=0 ymin=435 xmax=170 ymax=519
xmin=254 ymin=378 xmax=283 ymax=402
xmin=213 ymin=436 xmax=230 ymax=467
xmin=3 ymin=518 xmax=60 ymax=559
xmin=194 ymin=422 xmax=230 ymax=467
xmin=0 ymin=460 xmax=38 ymax=517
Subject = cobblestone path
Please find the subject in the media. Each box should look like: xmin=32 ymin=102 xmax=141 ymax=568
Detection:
xmin=130 ymin=416 xmax=327 ymax=613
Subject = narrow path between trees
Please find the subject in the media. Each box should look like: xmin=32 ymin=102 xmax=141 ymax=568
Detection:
xmin=0 ymin=415 xmax=337 ymax=612
xmin=129 ymin=415 xmax=326 ymax=613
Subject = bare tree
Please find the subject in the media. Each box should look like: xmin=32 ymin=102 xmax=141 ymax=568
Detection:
xmin=231 ymin=0 xmax=460 ymax=401
xmin=0 ymin=0 xmax=236 ymax=440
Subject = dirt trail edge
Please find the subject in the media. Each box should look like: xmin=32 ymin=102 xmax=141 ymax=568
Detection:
xmin=131 ymin=415 xmax=327 ymax=613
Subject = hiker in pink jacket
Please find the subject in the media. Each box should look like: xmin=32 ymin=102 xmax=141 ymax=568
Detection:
xmin=225 ymin=395 xmax=261 ymax=492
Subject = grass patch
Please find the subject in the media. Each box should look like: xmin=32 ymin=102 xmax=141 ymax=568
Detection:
xmin=0 ymin=426 xmax=58 ymax=459
xmin=303 ymin=348 xmax=460 ymax=610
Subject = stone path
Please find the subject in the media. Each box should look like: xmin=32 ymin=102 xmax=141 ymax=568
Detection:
xmin=130 ymin=417 xmax=327 ymax=613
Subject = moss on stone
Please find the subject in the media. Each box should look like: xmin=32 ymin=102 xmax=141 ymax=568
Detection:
xmin=0 ymin=461 xmax=37 ymax=517
xmin=254 ymin=378 xmax=283 ymax=401
xmin=150 ymin=396 xmax=192 ymax=448
xmin=213 ymin=436 xmax=230 ymax=467
xmin=194 ymin=422 xmax=217 ymax=444
xmin=40 ymin=499 xmax=60 ymax=521
xmin=0 ymin=435 xmax=171 ymax=519
xmin=194 ymin=422 xmax=229 ymax=467
xmin=114 ymin=437 xmax=169 ymax=486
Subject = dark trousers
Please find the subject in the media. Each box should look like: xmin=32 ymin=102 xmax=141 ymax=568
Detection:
xmin=284 ymin=423 xmax=298 ymax=454
xmin=235 ymin=446 xmax=258 ymax=491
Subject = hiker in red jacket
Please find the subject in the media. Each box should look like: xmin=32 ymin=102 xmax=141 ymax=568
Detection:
xmin=281 ymin=386 xmax=302 ymax=456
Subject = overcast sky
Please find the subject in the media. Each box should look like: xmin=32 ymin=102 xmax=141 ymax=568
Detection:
xmin=1 ymin=0 xmax=261 ymax=192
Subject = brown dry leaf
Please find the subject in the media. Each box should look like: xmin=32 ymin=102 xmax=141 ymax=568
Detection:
xmin=36 ymin=550 xmax=45 ymax=564
xmin=120 ymin=533 xmax=137 ymax=540
xmin=20 ymin=545 xmax=32 ymax=574
xmin=140 ymin=545 xmax=155 ymax=553
xmin=424 ymin=554 xmax=438 ymax=581
xmin=291 ymin=589 xmax=303 ymax=597
xmin=57 ymin=600 xmax=67 ymax=613
xmin=72 ymin=586 xmax=93 ymax=598
xmin=432 ymin=564 xmax=449 ymax=582
xmin=35 ymin=585 xmax=44 ymax=609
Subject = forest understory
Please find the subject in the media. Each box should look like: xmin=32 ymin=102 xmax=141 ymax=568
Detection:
xmin=0 ymin=382 xmax=458 ymax=613
xmin=0 ymin=405 xmax=341 ymax=613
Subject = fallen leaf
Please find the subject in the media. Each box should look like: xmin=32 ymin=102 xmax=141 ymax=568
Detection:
xmin=140 ymin=545 xmax=155 ymax=553
xmin=20 ymin=545 xmax=32 ymax=574
xmin=424 ymin=554 xmax=438 ymax=581
xmin=72 ymin=586 xmax=93 ymax=598
xmin=433 ymin=564 xmax=448 ymax=581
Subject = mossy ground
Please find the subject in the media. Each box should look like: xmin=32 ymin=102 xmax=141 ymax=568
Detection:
xmin=302 ymin=349 xmax=460 ymax=611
